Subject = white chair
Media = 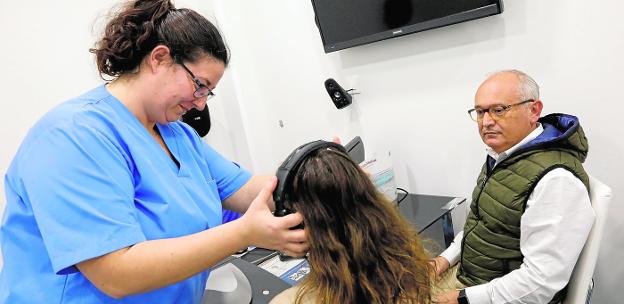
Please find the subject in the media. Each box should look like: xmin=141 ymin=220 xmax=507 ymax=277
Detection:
xmin=563 ymin=175 xmax=612 ymax=304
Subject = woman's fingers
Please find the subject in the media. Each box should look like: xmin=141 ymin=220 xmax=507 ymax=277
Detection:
xmin=273 ymin=216 xmax=308 ymax=254
xmin=283 ymin=227 xmax=306 ymax=243
xmin=282 ymin=242 xmax=309 ymax=258
xmin=279 ymin=212 xmax=304 ymax=230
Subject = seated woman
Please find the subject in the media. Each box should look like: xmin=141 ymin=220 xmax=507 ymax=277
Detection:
xmin=270 ymin=145 xmax=434 ymax=304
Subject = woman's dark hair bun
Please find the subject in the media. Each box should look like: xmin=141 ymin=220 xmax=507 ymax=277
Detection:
xmin=91 ymin=0 xmax=229 ymax=79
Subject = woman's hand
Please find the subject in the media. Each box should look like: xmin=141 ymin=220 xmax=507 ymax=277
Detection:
xmin=239 ymin=177 xmax=309 ymax=257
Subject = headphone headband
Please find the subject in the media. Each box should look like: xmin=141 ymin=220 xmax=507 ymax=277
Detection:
xmin=273 ymin=140 xmax=347 ymax=216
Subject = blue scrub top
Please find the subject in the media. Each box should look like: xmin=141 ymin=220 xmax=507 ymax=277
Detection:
xmin=0 ymin=85 xmax=252 ymax=303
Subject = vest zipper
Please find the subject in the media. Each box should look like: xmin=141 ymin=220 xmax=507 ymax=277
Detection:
xmin=502 ymin=259 xmax=510 ymax=274
xmin=459 ymin=171 xmax=492 ymax=275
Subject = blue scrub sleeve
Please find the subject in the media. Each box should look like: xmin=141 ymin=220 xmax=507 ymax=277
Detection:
xmin=222 ymin=210 xmax=242 ymax=223
xmin=201 ymin=143 xmax=252 ymax=201
xmin=18 ymin=123 xmax=146 ymax=275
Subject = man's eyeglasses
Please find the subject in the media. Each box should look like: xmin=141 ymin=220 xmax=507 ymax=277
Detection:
xmin=468 ymin=99 xmax=534 ymax=122
xmin=177 ymin=61 xmax=215 ymax=99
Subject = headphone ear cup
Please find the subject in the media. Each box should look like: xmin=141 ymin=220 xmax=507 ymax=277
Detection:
xmin=274 ymin=207 xmax=291 ymax=217
xmin=275 ymin=189 xmax=293 ymax=217
xmin=277 ymin=203 xmax=304 ymax=229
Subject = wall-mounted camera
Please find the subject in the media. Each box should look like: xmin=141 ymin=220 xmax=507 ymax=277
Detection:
xmin=324 ymin=78 xmax=358 ymax=109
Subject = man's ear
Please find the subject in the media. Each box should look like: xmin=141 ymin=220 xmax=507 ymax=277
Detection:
xmin=146 ymin=45 xmax=174 ymax=74
xmin=530 ymin=99 xmax=544 ymax=125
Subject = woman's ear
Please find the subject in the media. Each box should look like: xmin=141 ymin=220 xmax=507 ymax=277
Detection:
xmin=146 ymin=45 xmax=174 ymax=74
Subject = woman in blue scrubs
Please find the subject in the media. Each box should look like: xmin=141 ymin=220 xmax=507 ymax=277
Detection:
xmin=0 ymin=0 xmax=307 ymax=303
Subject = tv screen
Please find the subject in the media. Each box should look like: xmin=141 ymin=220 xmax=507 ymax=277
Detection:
xmin=311 ymin=0 xmax=504 ymax=53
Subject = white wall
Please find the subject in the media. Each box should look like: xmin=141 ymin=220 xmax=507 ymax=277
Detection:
xmin=0 ymin=0 xmax=117 ymax=269
xmin=1 ymin=0 xmax=111 ymax=211
xmin=213 ymin=0 xmax=623 ymax=302
xmin=1 ymin=0 xmax=622 ymax=302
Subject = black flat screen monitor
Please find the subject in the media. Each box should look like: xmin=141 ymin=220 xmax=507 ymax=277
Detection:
xmin=311 ymin=0 xmax=504 ymax=53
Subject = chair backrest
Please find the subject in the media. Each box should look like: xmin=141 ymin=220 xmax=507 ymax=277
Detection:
xmin=563 ymin=175 xmax=612 ymax=304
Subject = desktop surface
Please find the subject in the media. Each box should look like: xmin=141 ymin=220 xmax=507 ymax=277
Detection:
xmin=398 ymin=193 xmax=465 ymax=255
xmin=397 ymin=193 xmax=464 ymax=232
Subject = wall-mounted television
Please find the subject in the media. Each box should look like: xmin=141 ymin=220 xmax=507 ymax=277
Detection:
xmin=311 ymin=0 xmax=504 ymax=53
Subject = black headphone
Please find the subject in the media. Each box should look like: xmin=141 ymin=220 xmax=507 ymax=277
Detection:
xmin=273 ymin=140 xmax=348 ymax=218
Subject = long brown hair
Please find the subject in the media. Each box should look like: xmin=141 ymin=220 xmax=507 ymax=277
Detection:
xmin=284 ymin=149 xmax=433 ymax=304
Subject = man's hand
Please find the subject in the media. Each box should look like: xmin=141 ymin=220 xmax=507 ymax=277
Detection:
xmin=430 ymin=256 xmax=451 ymax=277
xmin=434 ymin=290 xmax=460 ymax=304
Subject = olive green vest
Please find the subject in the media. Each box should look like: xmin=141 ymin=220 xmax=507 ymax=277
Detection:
xmin=457 ymin=120 xmax=590 ymax=303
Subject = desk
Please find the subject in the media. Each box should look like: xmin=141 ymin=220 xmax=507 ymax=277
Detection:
xmin=204 ymin=193 xmax=465 ymax=304
xmin=397 ymin=193 xmax=466 ymax=256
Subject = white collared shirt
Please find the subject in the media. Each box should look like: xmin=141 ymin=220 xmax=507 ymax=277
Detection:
xmin=440 ymin=124 xmax=595 ymax=304
xmin=486 ymin=123 xmax=545 ymax=166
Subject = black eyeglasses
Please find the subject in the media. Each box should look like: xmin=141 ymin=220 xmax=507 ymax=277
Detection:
xmin=468 ymin=99 xmax=534 ymax=122
xmin=177 ymin=61 xmax=215 ymax=99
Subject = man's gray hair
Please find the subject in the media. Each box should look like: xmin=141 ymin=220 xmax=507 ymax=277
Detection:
xmin=489 ymin=69 xmax=540 ymax=101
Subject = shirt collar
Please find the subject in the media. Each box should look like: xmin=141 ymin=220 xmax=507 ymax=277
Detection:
xmin=486 ymin=123 xmax=544 ymax=165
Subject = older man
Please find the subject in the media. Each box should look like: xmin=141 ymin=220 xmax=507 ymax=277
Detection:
xmin=434 ymin=70 xmax=595 ymax=304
